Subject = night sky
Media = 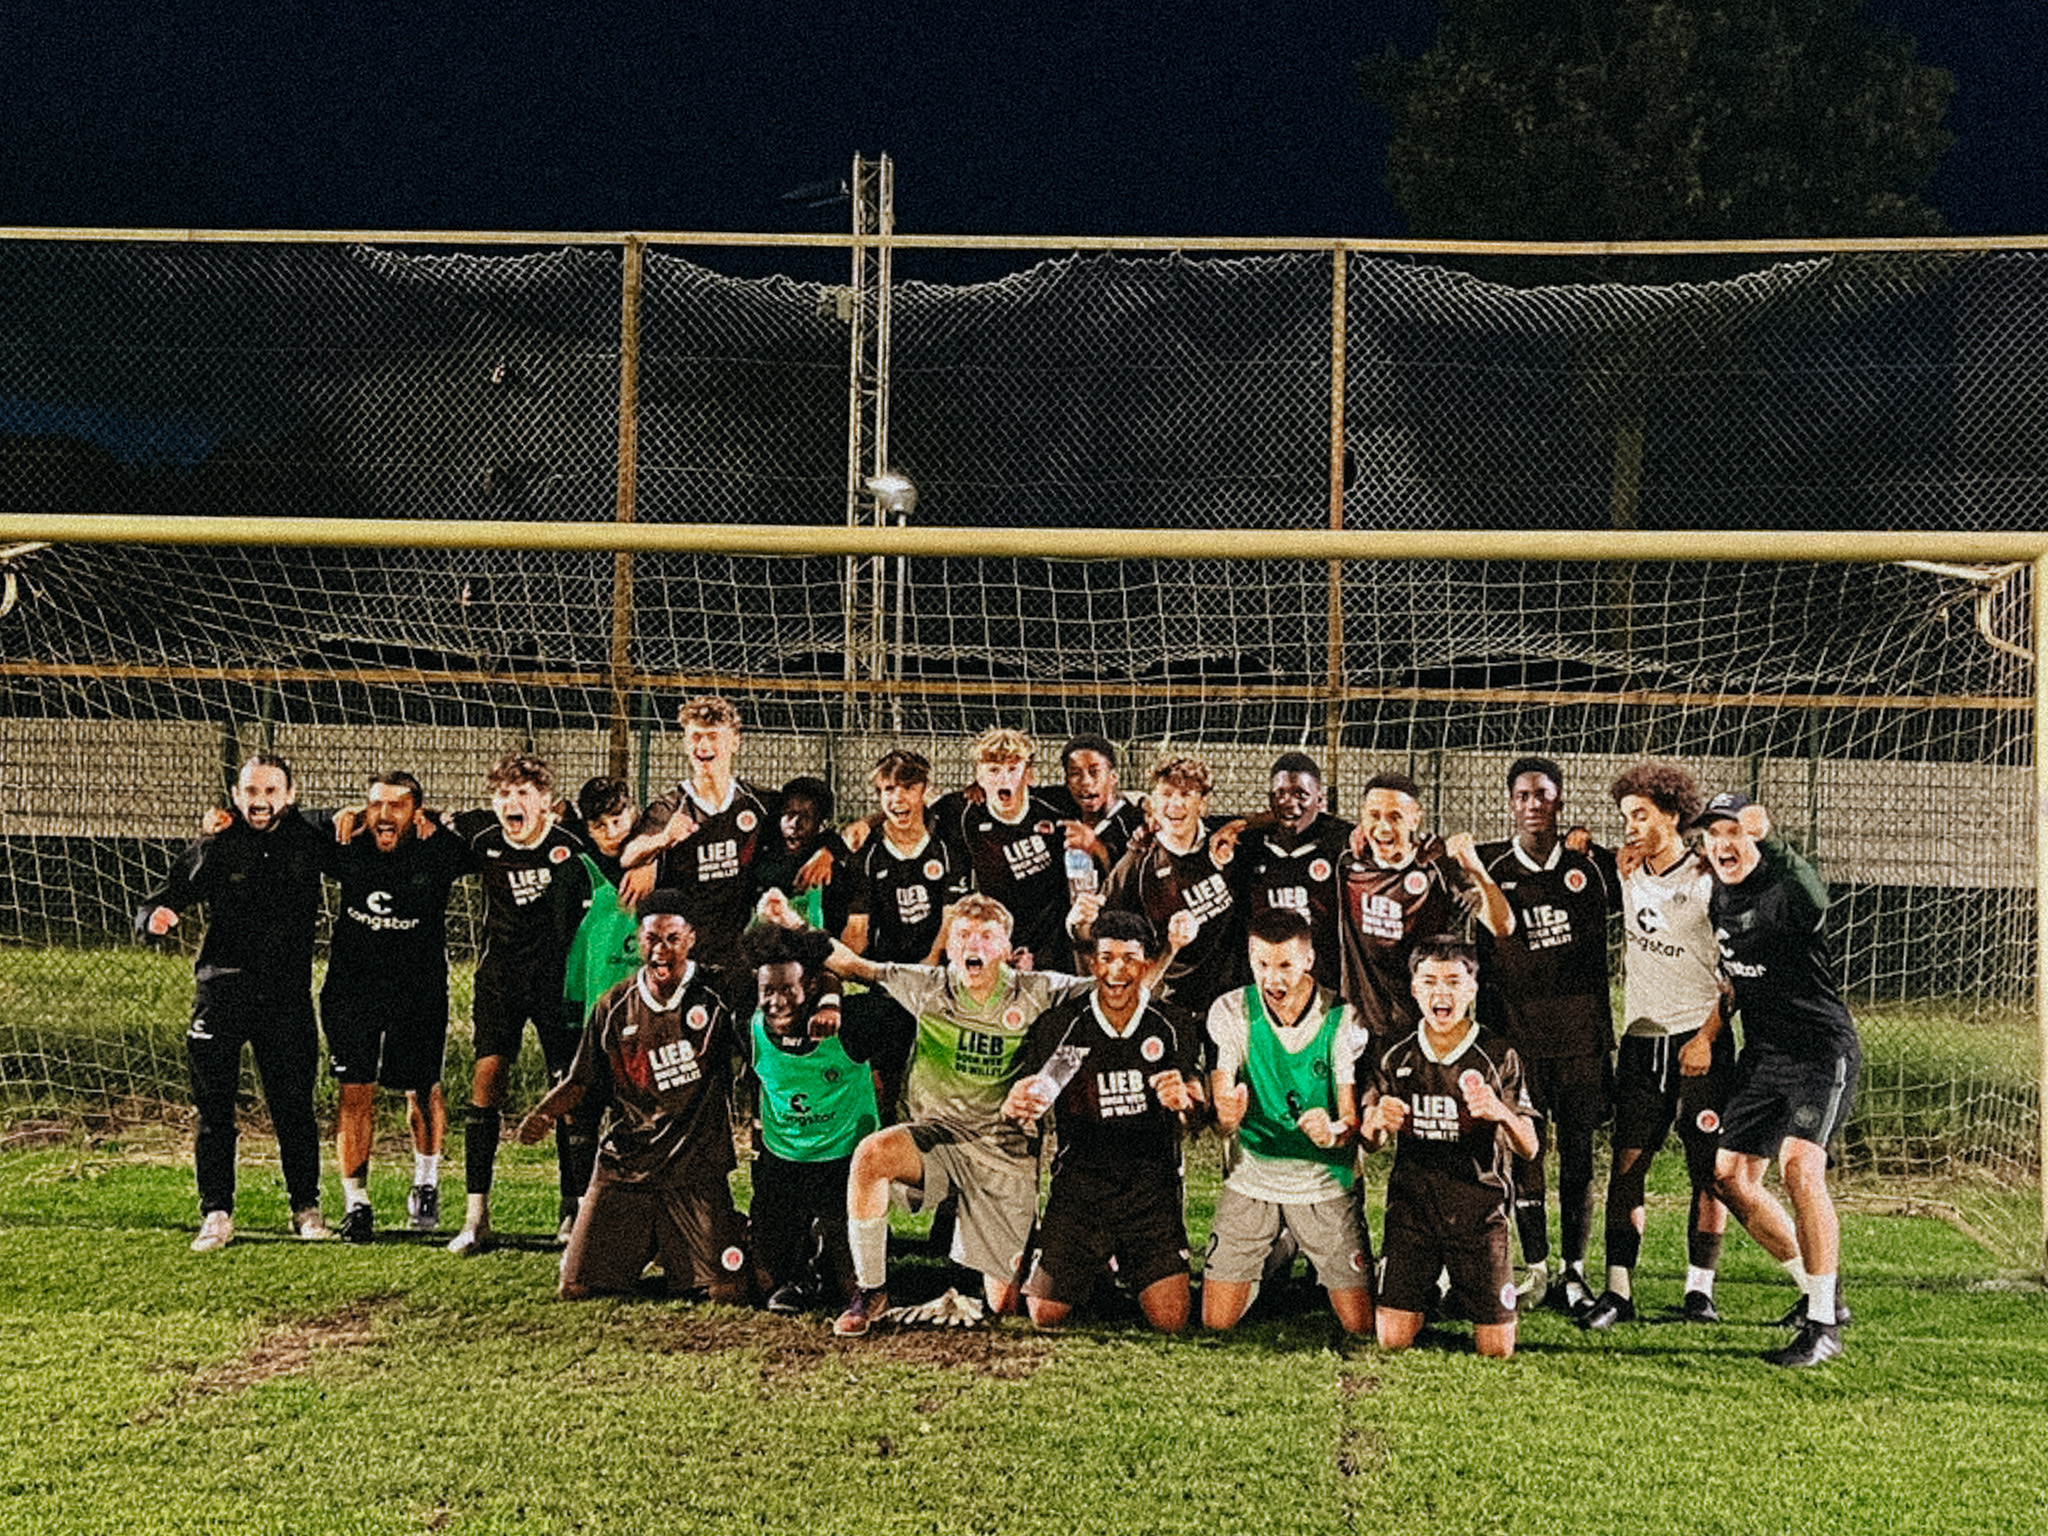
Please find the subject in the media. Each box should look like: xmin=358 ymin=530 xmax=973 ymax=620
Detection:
xmin=2 ymin=2 xmax=2043 ymax=243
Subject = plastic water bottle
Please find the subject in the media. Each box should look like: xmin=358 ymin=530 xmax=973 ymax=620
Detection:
xmin=1065 ymin=844 xmax=1098 ymax=900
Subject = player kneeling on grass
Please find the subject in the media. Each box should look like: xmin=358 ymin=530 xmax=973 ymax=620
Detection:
xmin=1202 ymin=907 xmax=1374 ymax=1337
xmin=1360 ymin=935 xmax=1539 ymax=1360
xmin=517 ymin=892 xmax=749 ymax=1302
xmin=739 ymin=923 xmax=878 ymax=1315
xmin=1002 ymin=910 xmax=1205 ymax=1333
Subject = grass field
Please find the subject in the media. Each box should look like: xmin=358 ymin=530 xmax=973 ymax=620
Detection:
xmin=2 ymin=1129 xmax=2044 ymax=1536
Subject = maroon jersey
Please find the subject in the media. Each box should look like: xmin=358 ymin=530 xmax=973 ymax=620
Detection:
xmin=570 ymin=965 xmax=736 ymax=1186
xmin=1476 ymin=838 xmax=1617 ymax=1060
xmin=1229 ymin=814 xmax=1354 ymax=992
xmin=932 ymin=789 xmax=1074 ymax=971
xmin=1101 ymin=835 xmax=1244 ymax=1019
xmin=1020 ymin=993 xmax=1202 ymax=1177
xmin=1338 ymin=839 xmax=1464 ymax=1043
xmin=634 ymin=778 xmax=775 ymax=963
xmin=1364 ymin=1023 xmax=1532 ymax=1223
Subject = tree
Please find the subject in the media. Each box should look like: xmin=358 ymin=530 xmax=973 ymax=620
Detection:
xmin=1362 ymin=0 xmax=1954 ymax=245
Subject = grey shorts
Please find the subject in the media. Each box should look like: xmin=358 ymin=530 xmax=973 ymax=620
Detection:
xmin=895 ymin=1133 xmax=1039 ymax=1284
xmin=1201 ymin=1185 xmax=1373 ymax=1291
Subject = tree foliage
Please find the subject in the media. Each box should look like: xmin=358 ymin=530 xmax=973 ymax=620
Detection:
xmin=1363 ymin=0 xmax=1954 ymax=242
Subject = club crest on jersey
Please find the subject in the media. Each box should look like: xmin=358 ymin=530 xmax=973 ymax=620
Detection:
xmin=1140 ymin=1035 xmax=1164 ymax=1063
xmin=550 ymin=845 xmax=570 ymax=864
xmin=1035 ymin=821 xmax=1054 ymax=836
xmin=737 ymin=810 xmax=757 ymax=832
xmin=924 ymin=859 xmax=944 ymax=880
xmin=1002 ymin=1005 xmax=1025 ymax=1030
xmin=1565 ymin=868 xmax=1586 ymax=893
xmin=1696 ymin=1108 xmax=1721 ymax=1134
xmin=687 ymin=1005 xmax=708 ymax=1029
xmin=1404 ymin=871 xmax=1427 ymax=896
xmin=721 ymin=1245 xmax=746 ymax=1272
xmin=1309 ymin=858 xmax=1332 ymax=883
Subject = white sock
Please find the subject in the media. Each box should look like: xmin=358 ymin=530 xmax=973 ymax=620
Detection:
xmin=1807 ymin=1274 xmax=1838 ymax=1325
xmin=1605 ymin=1265 xmax=1632 ymax=1301
xmin=342 ymin=1177 xmax=370 ymax=1211
xmin=414 ymin=1153 xmax=439 ymax=1185
xmin=1781 ymin=1256 xmax=1810 ymax=1295
xmin=1685 ymin=1265 xmax=1717 ymax=1298
xmin=464 ymin=1193 xmax=490 ymax=1231
xmin=849 ymin=1216 xmax=889 ymax=1291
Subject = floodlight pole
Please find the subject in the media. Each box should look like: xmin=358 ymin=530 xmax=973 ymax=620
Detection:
xmin=843 ymin=154 xmax=895 ymax=737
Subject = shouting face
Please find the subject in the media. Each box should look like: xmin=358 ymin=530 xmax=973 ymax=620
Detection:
xmin=233 ymin=761 xmax=295 ymax=833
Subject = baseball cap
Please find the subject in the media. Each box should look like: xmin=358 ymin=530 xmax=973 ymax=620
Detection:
xmin=1692 ymin=791 xmax=1752 ymax=830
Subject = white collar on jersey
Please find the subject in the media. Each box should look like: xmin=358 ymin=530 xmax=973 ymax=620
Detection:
xmin=1090 ymin=987 xmax=1155 ymax=1038
xmin=636 ymin=962 xmax=698 ymax=1013
xmin=685 ymin=778 xmax=738 ymax=817
xmin=1418 ymin=1020 xmax=1481 ymax=1065
xmin=880 ymin=824 xmax=930 ymax=858
xmin=1511 ymin=838 xmax=1563 ymax=874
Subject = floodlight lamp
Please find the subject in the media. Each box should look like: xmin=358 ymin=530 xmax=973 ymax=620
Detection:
xmin=866 ymin=471 xmax=917 ymax=517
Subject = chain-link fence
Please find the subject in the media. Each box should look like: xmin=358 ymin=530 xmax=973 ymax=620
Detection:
xmin=0 ymin=231 xmax=2040 ymax=1268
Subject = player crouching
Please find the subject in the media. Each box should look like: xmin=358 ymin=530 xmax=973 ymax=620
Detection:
xmin=518 ymin=892 xmax=749 ymax=1302
xmin=1002 ymin=910 xmax=1205 ymax=1333
xmin=1360 ymin=935 xmax=1539 ymax=1359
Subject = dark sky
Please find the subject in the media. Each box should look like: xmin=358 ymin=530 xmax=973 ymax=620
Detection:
xmin=2 ymin=2 xmax=2042 ymax=244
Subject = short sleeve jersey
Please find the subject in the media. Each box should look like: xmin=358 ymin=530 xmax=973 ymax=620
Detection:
xmin=446 ymin=810 xmax=590 ymax=986
xmin=872 ymin=961 xmax=1094 ymax=1170
xmin=931 ymin=790 xmax=1075 ymax=972
xmin=1019 ymin=992 xmax=1201 ymax=1179
xmin=1711 ymin=836 xmax=1859 ymax=1060
xmin=633 ymin=778 xmax=776 ymax=965
xmin=847 ymin=828 xmax=975 ymax=963
xmin=1228 ymin=814 xmax=1354 ymax=992
xmin=1101 ymin=835 xmax=1244 ymax=1019
xmin=1365 ymin=1023 xmax=1533 ymax=1224
xmin=1475 ymin=838 xmax=1616 ymax=1060
xmin=1618 ymin=851 xmax=1723 ymax=1039
xmin=1338 ymin=845 xmax=1463 ymax=1044
xmin=324 ymin=828 xmax=474 ymax=999
xmin=1207 ymin=984 xmax=1368 ymax=1204
xmin=571 ymin=965 xmax=736 ymax=1187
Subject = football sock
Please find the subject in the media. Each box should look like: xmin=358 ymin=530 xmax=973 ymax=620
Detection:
xmin=1686 ymin=1229 xmax=1724 ymax=1273
xmin=1808 ymin=1274 xmax=1839 ymax=1325
xmin=464 ymin=1105 xmax=501 ymax=1198
xmin=462 ymin=1193 xmax=489 ymax=1231
xmin=849 ymin=1216 xmax=889 ymax=1291
xmin=1781 ymin=1256 xmax=1811 ymax=1295
xmin=1605 ymin=1265 xmax=1632 ymax=1301
xmin=1685 ymin=1265 xmax=1717 ymax=1298
xmin=414 ymin=1152 xmax=439 ymax=1186
xmin=342 ymin=1176 xmax=370 ymax=1211
xmin=1513 ymin=1198 xmax=1549 ymax=1267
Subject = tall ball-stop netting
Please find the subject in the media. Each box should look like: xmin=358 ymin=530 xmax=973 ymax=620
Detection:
xmin=0 ymin=237 xmax=2039 ymax=1267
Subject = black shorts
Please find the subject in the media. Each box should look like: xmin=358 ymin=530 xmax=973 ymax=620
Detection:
xmin=1378 ymin=1181 xmax=1514 ymax=1327
xmin=1024 ymin=1162 xmax=1190 ymax=1306
xmin=1719 ymin=1041 xmax=1862 ymax=1160
xmin=1519 ymin=1050 xmax=1611 ymax=1140
xmin=472 ymin=959 xmax=575 ymax=1069
xmin=749 ymin=1150 xmax=855 ymax=1296
xmin=1611 ymin=1028 xmax=1736 ymax=1155
xmin=322 ymin=985 xmax=450 ymax=1092
xmin=562 ymin=1173 xmax=748 ymax=1296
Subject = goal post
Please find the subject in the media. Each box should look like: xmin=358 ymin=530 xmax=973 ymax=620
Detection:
xmin=1 ymin=517 xmax=2042 ymax=1275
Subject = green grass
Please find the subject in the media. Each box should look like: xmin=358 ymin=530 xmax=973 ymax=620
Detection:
xmin=1 ymin=1136 xmax=2044 ymax=1536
